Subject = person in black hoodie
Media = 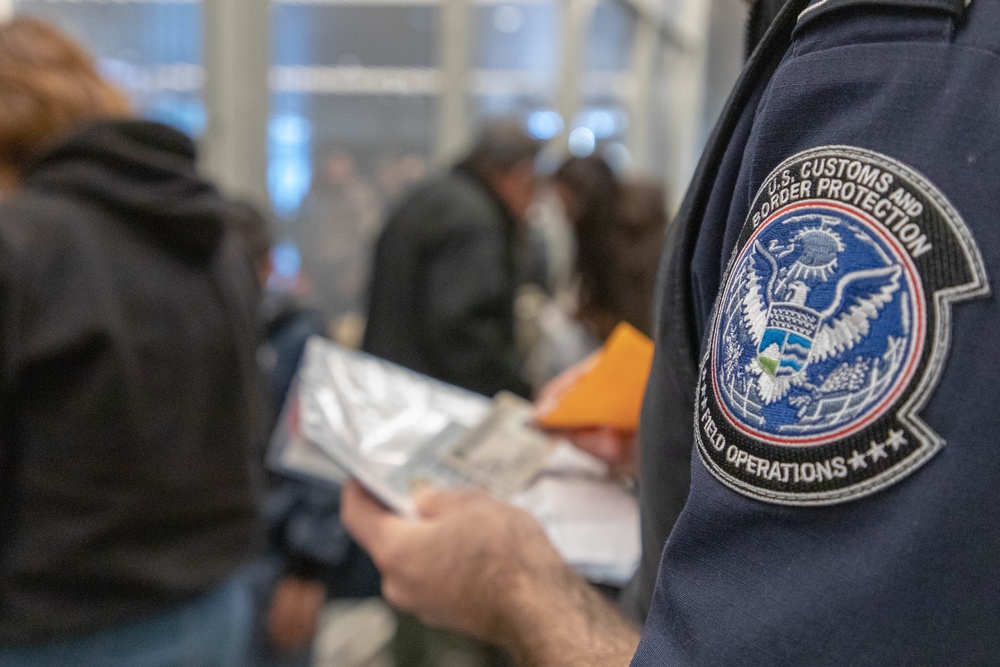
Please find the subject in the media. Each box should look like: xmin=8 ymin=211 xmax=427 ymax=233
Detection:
xmin=0 ymin=18 xmax=265 ymax=666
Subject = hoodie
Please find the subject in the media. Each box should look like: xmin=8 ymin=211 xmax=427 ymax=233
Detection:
xmin=0 ymin=120 xmax=265 ymax=644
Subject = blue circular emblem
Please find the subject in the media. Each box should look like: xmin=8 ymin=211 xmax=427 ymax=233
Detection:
xmin=696 ymin=146 xmax=989 ymax=505
xmin=711 ymin=201 xmax=925 ymax=445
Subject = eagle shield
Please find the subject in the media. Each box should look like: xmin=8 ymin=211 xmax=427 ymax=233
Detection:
xmin=757 ymin=303 xmax=822 ymax=378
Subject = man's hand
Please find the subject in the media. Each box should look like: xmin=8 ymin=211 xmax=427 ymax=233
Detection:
xmin=267 ymin=575 xmax=326 ymax=652
xmin=340 ymin=480 xmax=559 ymax=642
xmin=340 ymin=481 xmax=640 ymax=666
xmin=543 ymin=426 xmax=638 ymax=478
xmin=534 ymin=359 xmax=639 ymax=478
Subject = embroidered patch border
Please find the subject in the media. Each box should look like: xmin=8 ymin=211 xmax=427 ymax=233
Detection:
xmin=696 ymin=146 xmax=989 ymax=505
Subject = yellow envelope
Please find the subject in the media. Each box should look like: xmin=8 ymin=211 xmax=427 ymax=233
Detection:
xmin=536 ymin=322 xmax=655 ymax=432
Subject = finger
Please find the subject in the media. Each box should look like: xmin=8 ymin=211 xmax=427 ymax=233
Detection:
xmin=300 ymin=582 xmax=326 ymax=637
xmin=340 ymin=480 xmax=406 ymax=553
xmin=576 ymin=428 xmax=622 ymax=461
xmin=279 ymin=613 xmax=301 ymax=650
xmin=413 ymin=486 xmax=486 ymax=518
xmin=565 ymin=427 xmax=635 ymax=465
xmin=533 ymin=376 xmax=570 ymax=418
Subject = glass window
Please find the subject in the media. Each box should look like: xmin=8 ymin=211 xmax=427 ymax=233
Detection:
xmin=574 ymin=0 xmax=635 ymax=169
xmin=11 ymin=0 xmax=687 ymax=331
xmin=472 ymin=1 xmax=559 ymax=72
xmin=471 ymin=1 xmax=561 ymax=140
xmin=13 ymin=0 xmax=205 ymax=137
xmin=583 ymin=0 xmax=635 ymax=72
xmin=270 ymin=1 xmax=439 ymax=330
xmin=273 ymin=3 xmax=437 ymax=68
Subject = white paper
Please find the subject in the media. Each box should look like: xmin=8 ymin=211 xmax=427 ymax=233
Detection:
xmin=513 ymin=444 xmax=641 ymax=586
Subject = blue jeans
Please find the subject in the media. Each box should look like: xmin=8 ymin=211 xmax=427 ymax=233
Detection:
xmin=0 ymin=573 xmax=254 ymax=667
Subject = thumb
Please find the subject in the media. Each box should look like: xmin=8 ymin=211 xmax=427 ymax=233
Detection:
xmin=340 ymin=480 xmax=404 ymax=550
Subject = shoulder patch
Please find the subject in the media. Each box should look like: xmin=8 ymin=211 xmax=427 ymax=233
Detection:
xmin=696 ymin=146 xmax=989 ymax=505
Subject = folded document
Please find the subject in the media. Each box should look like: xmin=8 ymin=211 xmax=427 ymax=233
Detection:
xmin=270 ymin=337 xmax=641 ymax=586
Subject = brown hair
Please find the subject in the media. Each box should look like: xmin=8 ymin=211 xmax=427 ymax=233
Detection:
xmin=0 ymin=17 xmax=131 ymax=173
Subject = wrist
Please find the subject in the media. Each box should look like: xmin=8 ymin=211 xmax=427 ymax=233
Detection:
xmin=493 ymin=546 xmax=641 ymax=666
xmin=494 ymin=555 xmax=574 ymax=660
xmin=487 ymin=520 xmax=570 ymax=651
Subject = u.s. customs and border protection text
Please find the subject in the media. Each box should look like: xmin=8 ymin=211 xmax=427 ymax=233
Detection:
xmin=696 ymin=146 xmax=989 ymax=505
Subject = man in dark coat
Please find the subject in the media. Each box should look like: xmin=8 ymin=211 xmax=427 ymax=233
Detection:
xmin=362 ymin=121 xmax=539 ymax=398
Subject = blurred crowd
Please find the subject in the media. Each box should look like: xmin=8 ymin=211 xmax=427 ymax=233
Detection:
xmin=0 ymin=14 xmax=666 ymax=667
xmin=296 ymin=137 xmax=667 ymax=388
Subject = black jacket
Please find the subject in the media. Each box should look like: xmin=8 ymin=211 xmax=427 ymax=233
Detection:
xmin=362 ymin=166 xmax=529 ymax=398
xmin=0 ymin=120 xmax=265 ymax=644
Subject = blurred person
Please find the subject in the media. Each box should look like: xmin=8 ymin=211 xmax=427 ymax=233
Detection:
xmin=375 ymin=152 xmax=430 ymax=203
xmin=551 ymin=157 xmax=618 ymax=342
xmin=230 ymin=202 xmax=329 ymax=412
xmin=552 ymin=157 xmax=667 ymax=341
xmin=364 ymin=121 xmax=540 ymax=665
xmin=603 ymin=180 xmax=668 ymax=338
xmin=522 ymin=160 xmax=667 ymax=468
xmin=298 ymin=148 xmax=382 ymax=325
xmin=228 ymin=204 xmax=380 ymax=667
xmin=0 ymin=18 xmax=265 ymax=666
xmin=343 ymin=0 xmax=1000 ymax=665
xmin=515 ymin=179 xmax=592 ymax=391
xmin=363 ymin=121 xmax=540 ymax=398
xmin=517 ymin=158 xmax=665 ymax=395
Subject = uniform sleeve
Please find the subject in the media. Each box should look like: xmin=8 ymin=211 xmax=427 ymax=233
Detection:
xmin=633 ymin=1 xmax=1000 ymax=665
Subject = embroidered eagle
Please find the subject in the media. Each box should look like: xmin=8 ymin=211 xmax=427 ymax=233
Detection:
xmin=740 ymin=236 xmax=902 ymax=404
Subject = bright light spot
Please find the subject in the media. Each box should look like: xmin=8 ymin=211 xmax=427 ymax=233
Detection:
xmin=526 ymin=110 xmax=563 ymax=140
xmin=493 ymin=5 xmax=525 ymax=33
xmin=604 ymin=142 xmax=632 ymax=172
xmin=269 ymin=114 xmax=312 ymax=145
xmin=268 ymin=114 xmax=313 ymax=218
xmin=568 ymin=127 xmax=596 ymax=157
xmin=576 ymin=109 xmax=618 ymax=139
xmin=385 ymin=76 xmax=407 ymax=94
xmin=268 ymin=159 xmax=312 ymax=218
xmin=148 ymin=100 xmax=206 ymax=137
xmin=576 ymin=108 xmax=626 ymax=139
xmin=271 ymin=241 xmax=301 ymax=279
xmin=98 ymin=57 xmax=136 ymax=86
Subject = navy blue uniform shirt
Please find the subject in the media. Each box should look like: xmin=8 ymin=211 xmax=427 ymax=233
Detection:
xmin=633 ymin=0 xmax=1000 ymax=664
